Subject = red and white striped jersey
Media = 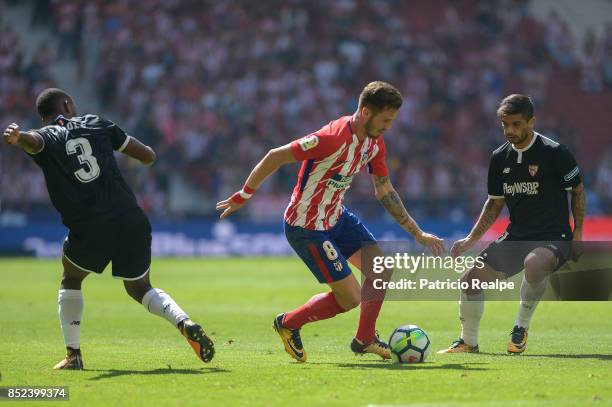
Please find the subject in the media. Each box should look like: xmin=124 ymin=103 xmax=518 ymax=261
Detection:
xmin=284 ymin=116 xmax=388 ymax=231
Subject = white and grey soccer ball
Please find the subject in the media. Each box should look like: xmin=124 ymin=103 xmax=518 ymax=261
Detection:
xmin=389 ymin=324 xmax=431 ymax=363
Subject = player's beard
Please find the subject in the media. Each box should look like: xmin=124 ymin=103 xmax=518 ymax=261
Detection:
xmin=364 ymin=118 xmax=381 ymax=139
xmin=507 ymin=129 xmax=531 ymax=146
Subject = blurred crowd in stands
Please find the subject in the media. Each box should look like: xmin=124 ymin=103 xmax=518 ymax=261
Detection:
xmin=1 ymin=0 xmax=612 ymax=222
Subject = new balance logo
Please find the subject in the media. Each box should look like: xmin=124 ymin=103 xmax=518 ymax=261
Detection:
xmin=503 ymin=167 xmax=511 ymax=174
xmin=70 ymin=321 xmax=80 ymax=326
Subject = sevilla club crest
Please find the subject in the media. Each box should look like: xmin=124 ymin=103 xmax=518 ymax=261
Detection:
xmin=528 ymin=165 xmax=538 ymax=177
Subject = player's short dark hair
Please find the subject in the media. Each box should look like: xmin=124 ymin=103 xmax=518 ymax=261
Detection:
xmin=497 ymin=94 xmax=534 ymax=120
xmin=358 ymin=81 xmax=403 ymax=111
xmin=36 ymin=88 xmax=72 ymax=119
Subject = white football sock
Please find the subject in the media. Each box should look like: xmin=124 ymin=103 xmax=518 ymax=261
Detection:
xmin=515 ymin=276 xmax=548 ymax=329
xmin=459 ymin=291 xmax=484 ymax=347
xmin=58 ymin=289 xmax=83 ymax=349
xmin=142 ymin=288 xmax=189 ymax=327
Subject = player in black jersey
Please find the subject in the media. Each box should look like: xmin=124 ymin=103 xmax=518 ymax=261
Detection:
xmin=2 ymin=88 xmax=214 ymax=369
xmin=438 ymin=94 xmax=586 ymax=354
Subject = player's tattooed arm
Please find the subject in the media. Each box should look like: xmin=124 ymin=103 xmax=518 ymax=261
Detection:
xmin=467 ymin=197 xmax=505 ymax=241
xmin=450 ymin=197 xmax=505 ymax=257
xmin=2 ymin=123 xmax=44 ymax=154
xmin=372 ymin=175 xmax=422 ymax=235
xmin=570 ymin=183 xmax=586 ymax=239
xmin=372 ymin=174 xmax=445 ymax=255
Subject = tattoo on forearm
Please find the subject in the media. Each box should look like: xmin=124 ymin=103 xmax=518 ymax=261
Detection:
xmin=374 ymin=176 xmax=389 ymax=188
xmin=470 ymin=199 xmax=503 ymax=240
xmin=378 ymin=190 xmax=421 ymax=236
xmin=571 ymin=185 xmax=586 ymax=231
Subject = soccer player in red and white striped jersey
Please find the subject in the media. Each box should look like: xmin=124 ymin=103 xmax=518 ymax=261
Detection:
xmin=283 ymin=113 xmax=387 ymax=231
xmin=217 ymin=81 xmax=444 ymax=362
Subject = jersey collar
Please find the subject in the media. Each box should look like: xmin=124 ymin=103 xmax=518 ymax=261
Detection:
xmin=348 ymin=115 xmax=356 ymax=135
xmin=511 ymin=132 xmax=539 ymax=153
xmin=53 ymin=115 xmax=68 ymax=126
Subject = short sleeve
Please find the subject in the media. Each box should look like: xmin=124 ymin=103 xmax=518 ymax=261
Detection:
xmin=27 ymin=128 xmax=52 ymax=155
xmin=290 ymin=123 xmax=342 ymax=161
xmin=554 ymin=145 xmax=581 ymax=190
xmin=487 ymin=155 xmax=504 ymax=198
xmin=367 ymin=137 xmax=388 ymax=177
xmin=106 ymin=120 xmax=130 ymax=151
xmin=27 ymin=126 xmax=67 ymax=156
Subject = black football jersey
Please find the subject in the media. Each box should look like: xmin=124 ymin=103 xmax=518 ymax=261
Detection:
xmin=28 ymin=115 xmax=139 ymax=228
xmin=487 ymin=132 xmax=581 ymax=239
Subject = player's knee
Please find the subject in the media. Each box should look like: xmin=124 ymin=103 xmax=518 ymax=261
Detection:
xmin=124 ymin=280 xmax=151 ymax=303
xmin=336 ymin=290 xmax=360 ymax=310
xmin=347 ymin=291 xmax=361 ymax=310
xmin=523 ymin=254 xmax=538 ymax=273
xmin=523 ymin=251 xmax=554 ymax=284
xmin=60 ymin=276 xmax=82 ymax=290
xmin=61 ymin=260 xmax=89 ymax=289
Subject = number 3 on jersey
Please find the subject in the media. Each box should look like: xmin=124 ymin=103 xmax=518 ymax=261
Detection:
xmin=66 ymin=137 xmax=100 ymax=183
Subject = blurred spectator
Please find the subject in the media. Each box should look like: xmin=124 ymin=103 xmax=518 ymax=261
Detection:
xmin=580 ymin=29 xmax=603 ymax=92
xmin=53 ymin=0 xmax=82 ymax=60
xmin=602 ymin=23 xmax=612 ymax=89
xmin=545 ymin=11 xmax=576 ymax=68
xmin=595 ymin=148 xmax=612 ymax=213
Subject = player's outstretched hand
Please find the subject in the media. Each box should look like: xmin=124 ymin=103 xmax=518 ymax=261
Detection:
xmin=416 ymin=232 xmax=445 ymax=256
xmin=3 ymin=123 xmax=19 ymax=145
xmin=450 ymin=237 xmax=476 ymax=258
xmin=215 ymin=196 xmax=244 ymax=219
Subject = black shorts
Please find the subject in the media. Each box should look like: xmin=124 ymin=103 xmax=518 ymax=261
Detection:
xmin=63 ymin=208 xmax=152 ymax=280
xmin=480 ymin=232 xmax=572 ymax=278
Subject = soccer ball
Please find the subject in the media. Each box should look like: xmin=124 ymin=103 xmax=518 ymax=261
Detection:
xmin=388 ymin=325 xmax=431 ymax=363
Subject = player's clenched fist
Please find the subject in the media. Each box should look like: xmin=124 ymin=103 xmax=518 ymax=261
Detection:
xmin=3 ymin=123 xmax=20 ymax=145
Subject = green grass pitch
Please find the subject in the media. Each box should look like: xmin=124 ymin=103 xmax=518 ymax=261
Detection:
xmin=1 ymin=258 xmax=610 ymax=406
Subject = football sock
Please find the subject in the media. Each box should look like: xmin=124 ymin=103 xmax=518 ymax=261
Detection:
xmin=355 ymin=300 xmax=384 ymax=344
xmin=58 ymin=289 xmax=83 ymax=350
xmin=459 ymin=290 xmax=484 ymax=347
xmin=142 ymin=288 xmax=189 ymax=327
xmin=515 ymin=275 xmax=548 ymax=329
xmin=283 ymin=292 xmax=346 ymax=330
xmin=355 ymin=277 xmax=386 ymax=344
